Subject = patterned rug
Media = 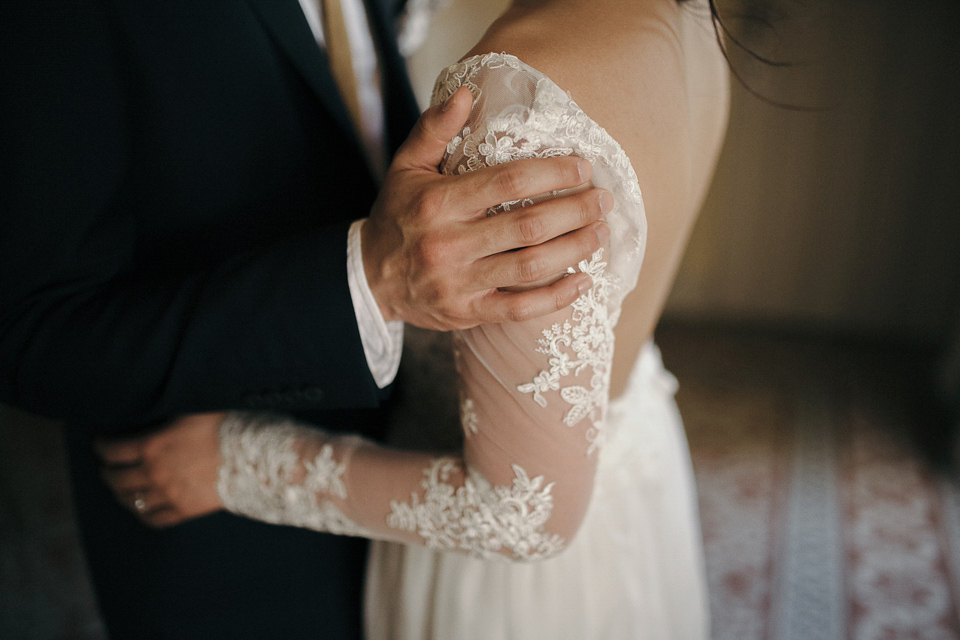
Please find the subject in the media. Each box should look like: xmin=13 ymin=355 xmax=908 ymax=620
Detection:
xmin=662 ymin=326 xmax=960 ymax=640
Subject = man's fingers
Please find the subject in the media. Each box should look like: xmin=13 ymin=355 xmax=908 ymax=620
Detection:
xmin=472 ymin=221 xmax=609 ymax=291
xmin=394 ymin=86 xmax=474 ymax=171
xmin=481 ymin=273 xmax=594 ymax=323
xmin=462 ymin=156 xmax=593 ymax=213
xmin=474 ymin=187 xmax=612 ymax=257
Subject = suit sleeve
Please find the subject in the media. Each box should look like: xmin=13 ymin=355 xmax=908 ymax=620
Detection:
xmin=0 ymin=3 xmax=381 ymax=430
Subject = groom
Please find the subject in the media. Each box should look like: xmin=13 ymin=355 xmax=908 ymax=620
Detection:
xmin=0 ymin=1 xmax=607 ymax=638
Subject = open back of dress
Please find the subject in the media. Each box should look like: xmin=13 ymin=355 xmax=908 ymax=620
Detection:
xmin=365 ymin=51 xmax=712 ymax=640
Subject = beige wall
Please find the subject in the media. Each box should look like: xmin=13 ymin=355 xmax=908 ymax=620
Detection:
xmin=405 ymin=0 xmax=960 ymax=342
xmin=666 ymin=0 xmax=960 ymax=341
xmin=404 ymin=0 xmax=509 ymax=106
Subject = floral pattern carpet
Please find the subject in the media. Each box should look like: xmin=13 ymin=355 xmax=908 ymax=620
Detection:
xmin=661 ymin=327 xmax=960 ymax=640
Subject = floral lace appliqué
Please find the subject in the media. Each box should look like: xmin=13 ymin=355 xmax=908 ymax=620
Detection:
xmin=460 ymin=398 xmax=479 ymax=436
xmin=516 ymin=249 xmax=616 ymax=454
xmin=434 ymin=53 xmax=643 ymax=455
xmin=218 ymin=413 xmax=373 ymax=538
xmin=387 ymin=458 xmax=565 ymax=561
xmin=433 ymin=54 xmax=644 ymax=263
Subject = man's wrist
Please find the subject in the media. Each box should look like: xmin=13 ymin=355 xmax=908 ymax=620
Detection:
xmin=358 ymin=217 xmax=398 ymax=323
xmin=347 ymin=219 xmax=403 ymax=388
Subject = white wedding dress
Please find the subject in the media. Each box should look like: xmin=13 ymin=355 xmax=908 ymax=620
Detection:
xmin=216 ymin=53 xmax=709 ymax=640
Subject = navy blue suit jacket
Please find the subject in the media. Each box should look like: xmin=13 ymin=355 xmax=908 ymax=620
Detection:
xmin=0 ymin=1 xmax=420 ymax=637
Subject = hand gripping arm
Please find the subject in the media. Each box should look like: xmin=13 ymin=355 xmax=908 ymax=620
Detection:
xmin=217 ymin=54 xmax=646 ymax=561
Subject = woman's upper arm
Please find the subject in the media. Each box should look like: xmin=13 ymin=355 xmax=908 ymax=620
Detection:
xmin=433 ymin=53 xmax=647 ymax=543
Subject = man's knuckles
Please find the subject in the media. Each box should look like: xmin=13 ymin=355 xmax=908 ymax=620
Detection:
xmin=412 ymin=232 xmax=459 ymax=271
xmin=493 ymin=163 xmax=534 ymax=200
xmin=506 ymin=297 xmax=538 ymax=323
xmin=516 ymin=212 xmax=549 ymax=246
xmin=409 ymin=185 xmax=449 ymax=221
xmin=517 ymin=254 xmax=550 ymax=284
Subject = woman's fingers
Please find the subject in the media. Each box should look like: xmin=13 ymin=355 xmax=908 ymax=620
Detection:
xmin=95 ymin=436 xmax=145 ymax=467
xmin=102 ymin=468 xmax=204 ymax=528
xmin=100 ymin=463 xmax=173 ymax=517
xmin=101 ymin=464 xmax=149 ymax=495
xmin=137 ymin=507 xmax=187 ymax=528
xmin=126 ymin=488 xmax=165 ymax=515
xmin=94 ymin=413 xmax=226 ymax=528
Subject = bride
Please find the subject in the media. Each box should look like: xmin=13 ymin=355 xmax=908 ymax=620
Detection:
xmin=101 ymin=0 xmax=728 ymax=636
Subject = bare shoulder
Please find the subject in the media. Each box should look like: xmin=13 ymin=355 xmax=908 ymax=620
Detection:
xmin=466 ymin=1 xmax=687 ymax=148
xmin=463 ymin=0 xmax=726 ymax=189
xmin=461 ymin=0 xmax=730 ymax=386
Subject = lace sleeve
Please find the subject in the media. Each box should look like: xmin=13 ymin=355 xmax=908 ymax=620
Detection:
xmin=217 ymin=53 xmax=646 ymax=561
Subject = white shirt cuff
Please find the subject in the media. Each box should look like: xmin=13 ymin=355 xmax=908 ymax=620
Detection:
xmin=347 ymin=219 xmax=403 ymax=388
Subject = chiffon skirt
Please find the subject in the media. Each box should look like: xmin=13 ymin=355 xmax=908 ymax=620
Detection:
xmin=365 ymin=342 xmax=709 ymax=640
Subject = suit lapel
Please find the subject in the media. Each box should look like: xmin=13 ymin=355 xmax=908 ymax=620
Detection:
xmin=246 ymin=0 xmax=419 ymax=162
xmin=245 ymin=0 xmax=359 ymax=146
xmin=364 ymin=0 xmax=421 ymax=155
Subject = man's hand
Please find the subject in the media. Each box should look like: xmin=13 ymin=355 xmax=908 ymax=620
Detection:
xmin=363 ymin=86 xmax=613 ymax=330
xmin=96 ymin=413 xmax=225 ymax=528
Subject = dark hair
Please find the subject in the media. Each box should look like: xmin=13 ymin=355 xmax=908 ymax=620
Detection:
xmin=680 ymin=0 xmax=812 ymax=110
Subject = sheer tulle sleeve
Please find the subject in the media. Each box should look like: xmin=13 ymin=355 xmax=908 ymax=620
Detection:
xmin=216 ymin=53 xmax=646 ymax=561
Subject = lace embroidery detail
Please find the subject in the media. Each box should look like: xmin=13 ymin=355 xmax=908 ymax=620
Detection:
xmin=516 ymin=249 xmax=616 ymax=454
xmin=387 ymin=458 xmax=565 ymax=561
xmin=434 ymin=54 xmax=644 ymax=260
xmin=433 ymin=53 xmax=645 ymax=455
xmin=218 ymin=413 xmax=373 ymax=538
xmin=460 ymin=398 xmax=479 ymax=436
xmin=304 ymin=443 xmax=348 ymax=498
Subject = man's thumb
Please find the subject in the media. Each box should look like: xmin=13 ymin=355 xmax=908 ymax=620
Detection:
xmin=395 ymin=86 xmax=473 ymax=171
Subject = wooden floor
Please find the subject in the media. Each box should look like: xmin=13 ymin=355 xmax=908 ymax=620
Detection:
xmin=0 ymin=325 xmax=956 ymax=639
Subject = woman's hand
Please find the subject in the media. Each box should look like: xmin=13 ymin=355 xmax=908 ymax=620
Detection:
xmin=96 ymin=412 xmax=225 ymax=528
